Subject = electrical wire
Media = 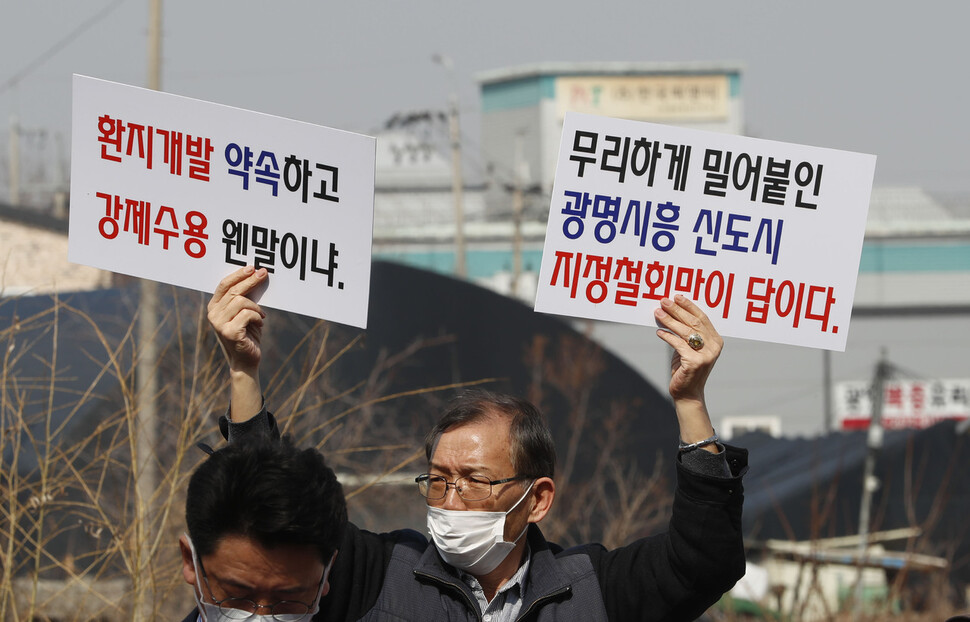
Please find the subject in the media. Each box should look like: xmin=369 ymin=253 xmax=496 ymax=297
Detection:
xmin=0 ymin=0 xmax=126 ymax=96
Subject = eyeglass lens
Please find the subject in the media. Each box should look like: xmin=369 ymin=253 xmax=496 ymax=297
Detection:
xmin=420 ymin=476 xmax=493 ymax=501
xmin=218 ymin=598 xmax=310 ymax=619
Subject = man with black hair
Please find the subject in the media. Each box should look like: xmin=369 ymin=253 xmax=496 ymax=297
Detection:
xmin=205 ymin=266 xmax=747 ymax=621
xmin=179 ymin=438 xmax=347 ymax=621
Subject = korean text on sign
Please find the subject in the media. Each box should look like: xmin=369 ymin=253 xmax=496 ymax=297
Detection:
xmin=535 ymin=112 xmax=876 ymax=351
xmin=69 ymin=75 xmax=376 ymax=327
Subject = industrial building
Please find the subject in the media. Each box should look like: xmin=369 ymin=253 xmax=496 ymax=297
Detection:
xmin=370 ymin=61 xmax=970 ymax=438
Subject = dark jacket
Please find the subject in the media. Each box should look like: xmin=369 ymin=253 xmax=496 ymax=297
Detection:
xmin=187 ymin=412 xmax=746 ymax=621
xmin=317 ymin=445 xmax=747 ymax=621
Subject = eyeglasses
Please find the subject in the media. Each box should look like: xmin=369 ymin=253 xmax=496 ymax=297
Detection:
xmin=415 ymin=473 xmax=527 ymax=501
xmin=198 ymin=559 xmax=322 ymax=621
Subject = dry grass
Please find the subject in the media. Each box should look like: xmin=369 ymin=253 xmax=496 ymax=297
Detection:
xmin=0 ymin=286 xmax=471 ymax=620
xmin=1 ymin=286 xmax=965 ymax=621
xmin=0 ymin=289 xmax=223 ymax=620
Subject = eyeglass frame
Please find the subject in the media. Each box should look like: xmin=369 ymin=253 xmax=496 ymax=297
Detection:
xmin=197 ymin=555 xmax=325 ymax=620
xmin=415 ymin=473 xmax=529 ymax=502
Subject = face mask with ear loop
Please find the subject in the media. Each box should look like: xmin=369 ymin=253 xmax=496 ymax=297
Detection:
xmin=186 ymin=535 xmax=334 ymax=622
xmin=426 ymin=481 xmax=535 ymax=576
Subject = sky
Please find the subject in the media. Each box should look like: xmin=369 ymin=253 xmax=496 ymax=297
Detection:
xmin=2 ymin=0 xmax=969 ymax=196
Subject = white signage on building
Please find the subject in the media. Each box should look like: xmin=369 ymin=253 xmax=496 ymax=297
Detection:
xmin=835 ymin=379 xmax=970 ymax=430
xmin=556 ymin=75 xmax=730 ymax=121
xmin=69 ymin=75 xmax=376 ymax=328
xmin=535 ymin=112 xmax=877 ymax=351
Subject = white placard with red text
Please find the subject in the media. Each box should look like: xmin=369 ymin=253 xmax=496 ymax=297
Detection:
xmin=535 ymin=112 xmax=877 ymax=351
xmin=835 ymin=379 xmax=970 ymax=430
xmin=69 ymin=75 xmax=376 ymax=328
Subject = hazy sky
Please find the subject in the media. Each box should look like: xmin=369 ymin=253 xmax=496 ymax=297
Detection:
xmin=2 ymin=0 xmax=968 ymax=195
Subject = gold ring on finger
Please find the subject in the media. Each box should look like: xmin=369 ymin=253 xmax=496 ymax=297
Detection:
xmin=687 ymin=332 xmax=704 ymax=350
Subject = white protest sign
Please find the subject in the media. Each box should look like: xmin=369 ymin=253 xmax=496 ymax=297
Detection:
xmin=535 ymin=112 xmax=877 ymax=351
xmin=69 ymin=75 xmax=376 ymax=328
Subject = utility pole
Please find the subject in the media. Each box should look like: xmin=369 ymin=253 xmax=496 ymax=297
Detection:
xmin=448 ymin=92 xmax=466 ymax=277
xmin=853 ymin=350 xmax=890 ymax=613
xmin=511 ymin=131 xmax=526 ymax=298
xmin=434 ymin=54 xmax=466 ymax=278
xmin=511 ymin=181 xmax=523 ymax=297
xmin=53 ymin=132 xmax=69 ymax=219
xmin=147 ymin=0 xmax=161 ymax=92
xmin=133 ymin=0 xmax=161 ymax=618
xmin=823 ymin=350 xmax=833 ymax=433
xmin=8 ymin=115 xmax=20 ymax=205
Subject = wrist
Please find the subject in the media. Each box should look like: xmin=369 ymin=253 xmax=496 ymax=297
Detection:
xmin=674 ymin=396 xmax=716 ymax=450
xmin=678 ymin=431 xmax=719 ymax=453
xmin=229 ymin=365 xmax=259 ymax=381
xmin=229 ymin=368 xmax=262 ymax=423
xmin=672 ymin=395 xmax=707 ymax=417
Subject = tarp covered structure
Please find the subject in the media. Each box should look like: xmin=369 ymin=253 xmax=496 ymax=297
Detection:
xmin=735 ymin=420 xmax=970 ymax=592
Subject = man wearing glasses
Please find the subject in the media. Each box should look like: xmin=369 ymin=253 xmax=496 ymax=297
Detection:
xmin=179 ymin=438 xmax=346 ymax=622
xmin=205 ymin=266 xmax=746 ymax=621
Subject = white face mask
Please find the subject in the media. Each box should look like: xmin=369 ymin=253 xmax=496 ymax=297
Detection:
xmin=426 ymin=481 xmax=534 ymax=576
xmin=186 ymin=535 xmax=333 ymax=622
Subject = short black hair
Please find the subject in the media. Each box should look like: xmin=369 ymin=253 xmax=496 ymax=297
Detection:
xmin=425 ymin=389 xmax=556 ymax=479
xmin=185 ymin=438 xmax=346 ymax=562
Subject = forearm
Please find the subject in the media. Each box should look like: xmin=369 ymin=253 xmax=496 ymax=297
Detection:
xmin=229 ymin=367 xmax=263 ymax=423
xmin=208 ymin=266 xmax=269 ymax=423
xmin=594 ymin=446 xmax=746 ymax=620
xmin=663 ymin=446 xmax=747 ymax=610
xmin=675 ymin=395 xmax=730 ymax=478
xmin=674 ymin=396 xmax=719 ymax=455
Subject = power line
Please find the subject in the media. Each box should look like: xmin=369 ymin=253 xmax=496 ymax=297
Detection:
xmin=0 ymin=0 xmax=126 ymax=96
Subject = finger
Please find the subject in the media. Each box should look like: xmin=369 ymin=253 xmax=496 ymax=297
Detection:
xmin=657 ymin=296 xmax=723 ymax=349
xmin=655 ymin=324 xmax=701 ymax=359
xmin=208 ymin=267 xmax=268 ymax=311
xmin=654 ymin=302 xmax=691 ymax=338
xmin=657 ymin=295 xmax=703 ymax=333
xmin=211 ymin=266 xmax=255 ymax=305
xmin=670 ymin=294 xmax=710 ymax=323
xmin=223 ymin=309 xmax=264 ymax=341
xmin=226 ymin=267 xmax=268 ymax=299
xmin=655 ymin=327 xmax=685 ymax=351
xmin=670 ymin=295 xmax=721 ymax=339
xmin=221 ymin=290 xmax=266 ymax=322
xmin=654 ymin=309 xmax=721 ymax=357
xmin=209 ymin=298 xmax=265 ymax=339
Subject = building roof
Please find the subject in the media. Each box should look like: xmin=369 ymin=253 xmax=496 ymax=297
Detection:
xmin=476 ymin=60 xmax=745 ymax=85
xmin=866 ymin=186 xmax=970 ymax=238
xmin=0 ymin=201 xmax=109 ymax=296
xmin=375 ymin=127 xmax=452 ymax=189
xmin=0 ymin=200 xmax=68 ymax=233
